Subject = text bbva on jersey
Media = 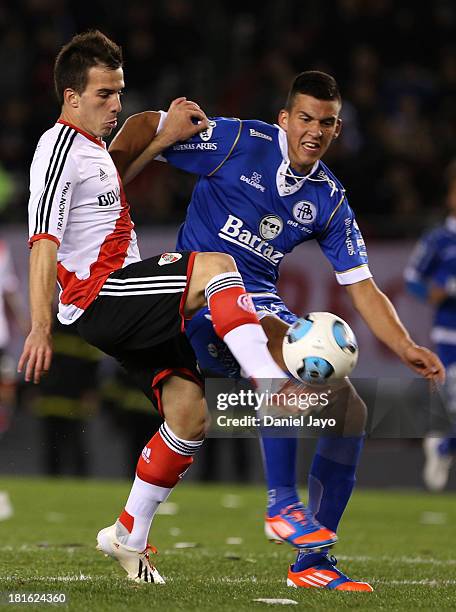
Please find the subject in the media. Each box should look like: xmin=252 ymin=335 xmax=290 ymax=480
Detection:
xmin=97 ymin=186 xmax=120 ymax=207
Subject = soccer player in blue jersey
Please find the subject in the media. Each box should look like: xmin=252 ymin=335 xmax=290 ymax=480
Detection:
xmin=405 ymin=161 xmax=456 ymax=491
xmin=110 ymin=72 xmax=444 ymax=591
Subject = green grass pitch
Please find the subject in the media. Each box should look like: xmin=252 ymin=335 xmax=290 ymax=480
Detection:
xmin=0 ymin=477 xmax=455 ymax=610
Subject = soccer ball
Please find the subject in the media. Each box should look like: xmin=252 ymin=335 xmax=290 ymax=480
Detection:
xmin=282 ymin=312 xmax=358 ymax=383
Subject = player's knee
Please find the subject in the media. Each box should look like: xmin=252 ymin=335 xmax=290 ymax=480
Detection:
xmin=184 ymin=252 xmax=239 ymax=317
xmin=164 ymin=398 xmax=208 ymax=441
xmin=325 ymin=379 xmax=367 ymax=436
xmin=344 ymin=387 xmax=367 ymax=435
xmin=194 ymin=252 xmax=237 ymax=283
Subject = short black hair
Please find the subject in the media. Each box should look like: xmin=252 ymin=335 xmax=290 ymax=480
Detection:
xmin=54 ymin=30 xmax=123 ymax=105
xmin=285 ymin=71 xmax=341 ymax=110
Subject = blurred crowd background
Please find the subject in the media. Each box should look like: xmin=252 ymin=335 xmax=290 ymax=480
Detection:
xmin=0 ymin=0 xmax=455 ymax=235
xmin=0 ymin=1 xmax=455 ymax=487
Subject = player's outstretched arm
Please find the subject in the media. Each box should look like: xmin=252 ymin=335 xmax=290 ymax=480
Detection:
xmin=109 ymin=97 xmax=208 ymax=184
xmin=345 ymin=278 xmax=445 ymax=382
xmin=17 ymin=239 xmax=57 ymax=384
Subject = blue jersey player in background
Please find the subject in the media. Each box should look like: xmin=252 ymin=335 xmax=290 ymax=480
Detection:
xmin=405 ymin=160 xmax=456 ymax=492
xmin=111 ymin=72 xmax=444 ymax=592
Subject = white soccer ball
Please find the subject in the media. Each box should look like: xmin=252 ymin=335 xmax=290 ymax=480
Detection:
xmin=282 ymin=312 xmax=358 ymax=383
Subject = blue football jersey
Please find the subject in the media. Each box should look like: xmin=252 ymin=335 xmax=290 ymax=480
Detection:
xmin=405 ymin=218 xmax=456 ymax=345
xmin=159 ymin=116 xmax=371 ymax=294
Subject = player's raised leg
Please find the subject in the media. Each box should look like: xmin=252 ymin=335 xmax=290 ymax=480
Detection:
xmin=185 ymin=252 xmax=287 ymax=380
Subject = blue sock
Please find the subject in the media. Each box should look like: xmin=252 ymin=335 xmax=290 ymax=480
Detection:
xmin=261 ymin=436 xmax=299 ymax=516
xmin=438 ymin=437 xmax=456 ymax=455
xmin=292 ymin=550 xmax=328 ymax=572
xmin=308 ymin=436 xmax=364 ymax=533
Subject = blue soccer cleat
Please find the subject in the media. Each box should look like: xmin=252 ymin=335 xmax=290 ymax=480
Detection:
xmin=287 ymin=553 xmax=373 ymax=591
xmin=265 ymin=502 xmax=337 ymax=549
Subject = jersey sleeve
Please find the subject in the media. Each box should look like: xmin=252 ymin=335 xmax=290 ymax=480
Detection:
xmin=317 ymin=193 xmax=372 ymax=285
xmin=158 ymin=115 xmax=242 ymax=176
xmin=28 ymin=136 xmax=78 ymax=248
xmin=404 ymin=232 xmax=439 ymax=281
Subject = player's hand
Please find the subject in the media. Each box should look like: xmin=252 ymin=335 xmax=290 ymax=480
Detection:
xmin=158 ymin=97 xmax=209 ymax=147
xmin=17 ymin=329 xmax=53 ymax=384
xmin=400 ymin=343 xmax=445 ymax=383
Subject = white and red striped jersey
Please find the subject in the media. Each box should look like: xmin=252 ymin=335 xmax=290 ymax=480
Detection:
xmin=28 ymin=120 xmax=141 ymax=324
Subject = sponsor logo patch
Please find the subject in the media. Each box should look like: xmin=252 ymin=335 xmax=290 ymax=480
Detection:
xmin=292 ymin=201 xmax=317 ymax=224
xmin=237 ymin=293 xmax=256 ymax=314
xmin=199 ymin=120 xmax=216 ymax=142
xmin=99 ymin=168 xmax=109 ymax=182
xmin=97 ymin=187 xmax=120 ymax=207
xmin=57 ymin=181 xmax=71 ymax=229
xmin=344 ymin=218 xmax=355 ymax=256
xmin=172 ymin=142 xmax=217 ymax=151
xmin=249 ymin=128 xmax=272 ymax=141
xmin=158 ymin=252 xmax=183 ymax=266
xmin=259 ymin=215 xmax=283 ymax=240
xmin=141 ymin=446 xmax=151 ymax=463
xmin=240 ymin=171 xmax=266 ymax=193
xmin=218 ymin=214 xmax=284 ymax=265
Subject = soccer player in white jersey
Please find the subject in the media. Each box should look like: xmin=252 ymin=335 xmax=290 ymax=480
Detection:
xmin=109 ymin=72 xmax=445 ymax=591
xmin=18 ymin=30 xmax=295 ymax=584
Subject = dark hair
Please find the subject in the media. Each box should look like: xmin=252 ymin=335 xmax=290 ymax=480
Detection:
xmin=54 ymin=30 xmax=123 ymax=105
xmin=285 ymin=71 xmax=341 ymax=110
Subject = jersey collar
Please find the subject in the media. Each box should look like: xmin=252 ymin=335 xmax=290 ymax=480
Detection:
xmin=275 ymin=126 xmax=319 ymax=197
xmin=57 ymin=119 xmax=106 ymax=148
xmin=446 ymin=216 xmax=456 ymax=233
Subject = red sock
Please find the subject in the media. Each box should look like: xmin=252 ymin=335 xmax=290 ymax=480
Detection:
xmin=205 ymin=272 xmax=259 ymax=338
xmin=115 ymin=424 xmax=203 ymax=550
xmin=136 ymin=429 xmax=194 ymax=487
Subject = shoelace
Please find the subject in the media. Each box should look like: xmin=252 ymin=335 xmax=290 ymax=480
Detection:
xmin=317 ymin=555 xmax=350 ymax=581
xmin=281 ymin=503 xmax=315 ymax=526
xmin=144 ymin=544 xmax=158 ymax=558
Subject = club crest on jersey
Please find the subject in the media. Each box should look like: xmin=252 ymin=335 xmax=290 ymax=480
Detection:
xmin=158 ymin=252 xmax=183 ymax=266
xmin=259 ymin=215 xmax=283 ymax=240
xmin=292 ymin=201 xmax=317 ymax=224
xmin=237 ymin=293 xmax=256 ymax=314
xmin=199 ymin=120 xmax=216 ymax=142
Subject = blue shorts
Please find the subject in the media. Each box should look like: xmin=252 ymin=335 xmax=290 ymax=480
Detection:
xmin=185 ymin=294 xmax=297 ymax=377
xmin=437 ymin=343 xmax=456 ymax=368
